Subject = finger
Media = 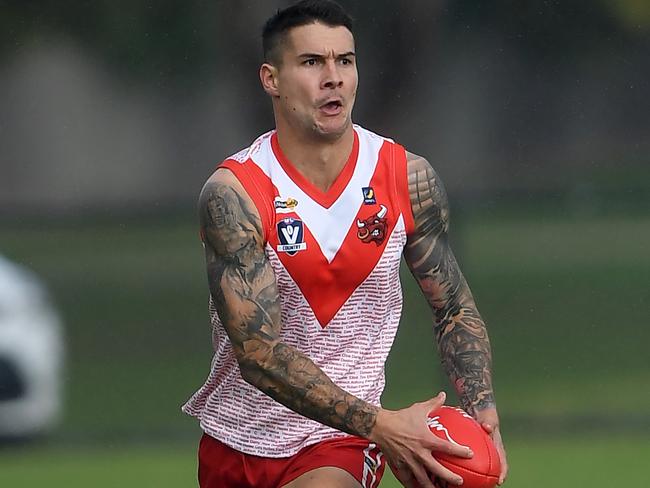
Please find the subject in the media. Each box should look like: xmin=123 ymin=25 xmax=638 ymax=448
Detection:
xmin=498 ymin=464 xmax=508 ymax=485
xmin=481 ymin=422 xmax=494 ymax=434
xmin=430 ymin=437 xmax=473 ymax=459
xmin=491 ymin=430 xmax=508 ymax=484
xmin=399 ymin=470 xmax=423 ymax=488
xmin=498 ymin=462 xmax=509 ymax=485
xmin=390 ymin=462 xmax=419 ymax=488
xmin=394 ymin=471 xmax=416 ymax=488
xmin=422 ymin=455 xmax=464 ymax=486
xmin=433 ymin=477 xmax=451 ymax=488
xmin=497 ymin=446 xmax=509 ymax=484
xmin=410 ymin=462 xmax=437 ymax=488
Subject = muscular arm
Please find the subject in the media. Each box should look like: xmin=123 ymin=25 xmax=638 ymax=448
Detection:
xmin=199 ymin=170 xmax=378 ymax=437
xmin=403 ymin=153 xmax=495 ymax=414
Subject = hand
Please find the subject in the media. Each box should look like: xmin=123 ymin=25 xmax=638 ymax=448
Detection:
xmin=369 ymin=392 xmax=474 ymax=488
xmin=475 ymin=407 xmax=508 ymax=485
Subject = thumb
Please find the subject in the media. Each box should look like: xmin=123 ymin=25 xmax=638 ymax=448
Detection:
xmin=423 ymin=391 xmax=447 ymax=415
xmin=481 ymin=422 xmax=494 ymax=434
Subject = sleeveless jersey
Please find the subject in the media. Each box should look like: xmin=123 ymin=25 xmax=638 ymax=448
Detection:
xmin=182 ymin=125 xmax=415 ymax=457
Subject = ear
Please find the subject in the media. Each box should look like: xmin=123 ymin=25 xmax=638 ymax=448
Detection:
xmin=260 ymin=63 xmax=280 ymax=97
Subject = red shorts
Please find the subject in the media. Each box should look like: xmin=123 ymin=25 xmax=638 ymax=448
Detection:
xmin=198 ymin=433 xmax=386 ymax=488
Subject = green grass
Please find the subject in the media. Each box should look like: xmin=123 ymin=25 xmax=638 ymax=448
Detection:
xmin=0 ymin=209 xmax=648 ymax=486
xmin=0 ymin=443 xmax=197 ymax=488
xmin=0 ymin=437 xmax=647 ymax=487
xmin=0 ymin=209 xmax=649 ymax=440
xmin=381 ymin=437 xmax=650 ymax=488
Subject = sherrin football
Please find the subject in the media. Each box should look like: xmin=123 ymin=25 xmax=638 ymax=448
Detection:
xmin=427 ymin=406 xmax=500 ymax=488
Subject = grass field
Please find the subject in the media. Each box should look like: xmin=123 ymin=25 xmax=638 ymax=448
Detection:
xmin=0 ymin=437 xmax=648 ymax=487
xmin=0 ymin=207 xmax=648 ymax=485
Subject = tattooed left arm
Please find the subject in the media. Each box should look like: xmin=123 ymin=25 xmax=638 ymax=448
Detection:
xmin=403 ymin=152 xmax=508 ymax=484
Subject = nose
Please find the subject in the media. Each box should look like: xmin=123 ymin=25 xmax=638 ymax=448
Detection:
xmin=321 ymin=59 xmax=343 ymax=89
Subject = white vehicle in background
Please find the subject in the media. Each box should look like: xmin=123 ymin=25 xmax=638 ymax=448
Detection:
xmin=0 ymin=255 xmax=64 ymax=440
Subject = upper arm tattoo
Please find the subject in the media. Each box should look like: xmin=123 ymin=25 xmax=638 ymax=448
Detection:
xmin=200 ymin=181 xmax=280 ymax=350
xmin=403 ymin=154 xmax=496 ymax=414
xmin=199 ymin=178 xmax=378 ymax=437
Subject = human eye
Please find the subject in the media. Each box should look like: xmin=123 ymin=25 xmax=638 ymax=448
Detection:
xmin=303 ymin=58 xmax=318 ymax=66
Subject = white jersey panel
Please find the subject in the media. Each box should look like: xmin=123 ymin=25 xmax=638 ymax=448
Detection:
xmin=250 ymin=126 xmax=388 ymax=262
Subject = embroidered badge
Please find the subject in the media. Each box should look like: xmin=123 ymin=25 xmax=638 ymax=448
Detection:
xmin=362 ymin=187 xmax=376 ymax=205
xmin=356 ymin=205 xmax=388 ymax=246
xmin=277 ymin=218 xmax=307 ymax=255
xmin=274 ymin=196 xmax=299 ymax=214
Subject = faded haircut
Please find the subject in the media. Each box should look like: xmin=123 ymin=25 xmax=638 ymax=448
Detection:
xmin=262 ymin=0 xmax=354 ymax=66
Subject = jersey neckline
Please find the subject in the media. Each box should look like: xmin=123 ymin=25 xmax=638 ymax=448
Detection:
xmin=270 ymin=129 xmax=360 ymax=209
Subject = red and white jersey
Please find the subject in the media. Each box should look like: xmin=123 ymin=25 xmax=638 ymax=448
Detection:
xmin=182 ymin=125 xmax=415 ymax=457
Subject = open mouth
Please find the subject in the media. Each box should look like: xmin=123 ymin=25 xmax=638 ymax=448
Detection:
xmin=323 ymin=100 xmax=342 ymax=109
xmin=319 ymin=100 xmax=343 ymax=114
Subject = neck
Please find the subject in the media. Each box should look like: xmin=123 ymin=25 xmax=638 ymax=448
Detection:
xmin=275 ymin=124 xmax=355 ymax=193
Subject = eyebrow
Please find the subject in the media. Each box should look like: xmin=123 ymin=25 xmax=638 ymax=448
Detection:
xmin=297 ymin=51 xmax=356 ymax=59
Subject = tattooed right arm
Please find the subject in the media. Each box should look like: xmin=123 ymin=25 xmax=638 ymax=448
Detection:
xmin=199 ymin=169 xmax=378 ymax=438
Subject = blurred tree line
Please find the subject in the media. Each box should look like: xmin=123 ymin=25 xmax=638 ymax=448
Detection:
xmin=3 ymin=1 xmax=648 ymax=82
xmin=0 ymin=0 xmax=648 ymax=213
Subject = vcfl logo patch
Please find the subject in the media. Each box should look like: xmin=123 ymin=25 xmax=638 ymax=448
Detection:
xmin=277 ymin=218 xmax=307 ymax=255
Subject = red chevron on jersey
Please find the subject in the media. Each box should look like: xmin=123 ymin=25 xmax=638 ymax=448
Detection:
xmin=220 ymin=126 xmax=413 ymax=327
xmin=267 ymin=146 xmax=401 ymax=326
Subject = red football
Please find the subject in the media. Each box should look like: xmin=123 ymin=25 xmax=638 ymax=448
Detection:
xmin=427 ymin=406 xmax=500 ymax=488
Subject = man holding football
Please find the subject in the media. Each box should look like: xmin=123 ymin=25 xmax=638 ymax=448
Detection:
xmin=183 ymin=1 xmax=508 ymax=487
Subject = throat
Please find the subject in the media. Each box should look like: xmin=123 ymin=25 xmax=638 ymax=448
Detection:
xmin=276 ymin=129 xmax=356 ymax=193
xmin=299 ymin=159 xmax=345 ymax=193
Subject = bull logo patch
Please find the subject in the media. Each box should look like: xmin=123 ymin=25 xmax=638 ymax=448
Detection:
xmin=356 ymin=205 xmax=388 ymax=246
xmin=277 ymin=218 xmax=307 ymax=255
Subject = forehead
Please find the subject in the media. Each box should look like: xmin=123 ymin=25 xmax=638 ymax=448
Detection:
xmin=284 ymin=22 xmax=355 ymax=56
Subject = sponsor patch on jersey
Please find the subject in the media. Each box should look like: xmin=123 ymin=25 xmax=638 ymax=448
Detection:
xmin=362 ymin=187 xmax=376 ymax=205
xmin=274 ymin=196 xmax=299 ymax=213
xmin=277 ymin=218 xmax=307 ymax=255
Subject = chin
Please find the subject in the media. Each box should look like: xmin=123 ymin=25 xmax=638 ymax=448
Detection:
xmin=313 ymin=118 xmax=351 ymax=140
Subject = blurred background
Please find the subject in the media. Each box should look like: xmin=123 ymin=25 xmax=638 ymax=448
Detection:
xmin=0 ymin=0 xmax=648 ymax=486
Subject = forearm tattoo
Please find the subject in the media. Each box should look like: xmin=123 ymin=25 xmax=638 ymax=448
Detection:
xmin=403 ymin=155 xmax=496 ymax=414
xmin=200 ymin=178 xmax=378 ymax=437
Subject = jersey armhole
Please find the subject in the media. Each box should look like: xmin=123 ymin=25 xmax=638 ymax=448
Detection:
xmin=218 ymin=159 xmax=274 ymax=243
xmin=391 ymin=143 xmax=416 ymax=235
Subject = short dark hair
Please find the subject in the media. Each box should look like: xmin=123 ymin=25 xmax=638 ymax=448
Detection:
xmin=262 ymin=0 xmax=354 ymax=65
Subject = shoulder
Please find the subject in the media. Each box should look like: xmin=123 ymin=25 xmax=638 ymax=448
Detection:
xmin=199 ymin=168 xmax=249 ymax=214
xmin=198 ymin=168 xmax=264 ymax=247
xmin=405 ymin=151 xmax=442 ymax=185
xmin=404 ymin=151 xmax=450 ymax=232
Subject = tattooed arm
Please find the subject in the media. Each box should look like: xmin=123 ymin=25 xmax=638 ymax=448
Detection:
xmin=199 ymin=169 xmax=378 ymax=437
xmin=403 ymin=152 xmax=508 ymax=484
